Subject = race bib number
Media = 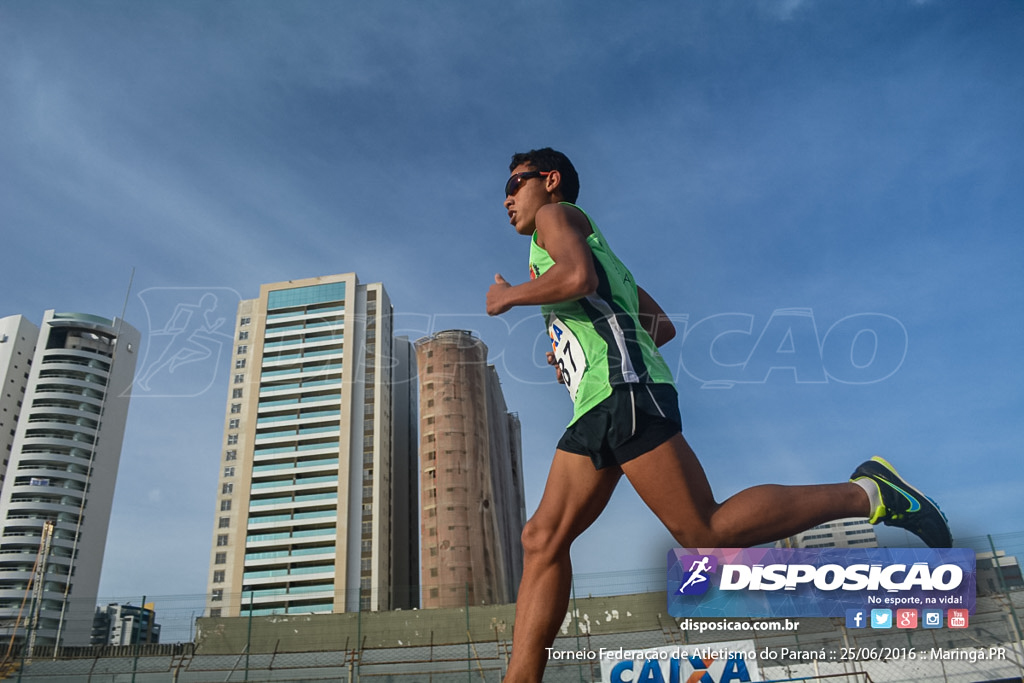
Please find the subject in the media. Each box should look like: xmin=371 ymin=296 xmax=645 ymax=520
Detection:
xmin=548 ymin=316 xmax=587 ymax=402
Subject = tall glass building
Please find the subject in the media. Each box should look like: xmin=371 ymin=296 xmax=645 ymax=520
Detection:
xmin=0 ymin=311 xmax=140 ymax=647
xmin=205 ymin=273 xmax=417 ymax=618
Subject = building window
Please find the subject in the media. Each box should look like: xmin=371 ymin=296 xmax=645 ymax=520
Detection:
xmin=235 ymin=359 xmax=246 ymax=369
xmin=227 ymin=435 xmax=238 ymax=445
xmin=213 ymin=570 xmax=225 ymax=583
xmin=237 ymin=345 xmax=248 ymax=355
xmin=225 ymin=450 xmax=237 ymax=461
xmin=224 ymin=467 xmax=235 ymax=477
xmin=209 ymin=608 xmax=222 ymax=618
xmin=220 ymin=500 xmax=231 ymax=511
xmin=234 ymin=374 xmax=245 ymax=385
xmin=240 ymin=317 xmax=251 ymax=326
xmin=230 ymin=404 xmax=241 ymax=414
xmin=222 ymin=483 xmax=233 ymax=495
xmin=232 ymin=388 xmax=243 ymax=399
xmin=211 ymin=589 xmax=223 ymax=601
xmin=215 ymin=553 xmax=227 ymax=565
xmin=218 ymin=517 xmax=230 ymax=529
xmin=229 ymin=419 xmax=240 ymax=429
xmin=216 ymin=535 xmax=229 ymax=547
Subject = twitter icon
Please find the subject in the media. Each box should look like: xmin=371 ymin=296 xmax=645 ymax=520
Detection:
xmin=871 ymin=609 xmax=893 ymax=629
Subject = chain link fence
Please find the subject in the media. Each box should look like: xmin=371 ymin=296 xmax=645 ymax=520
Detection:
xmin=4 ymin=532 xmax=1022 ymax=682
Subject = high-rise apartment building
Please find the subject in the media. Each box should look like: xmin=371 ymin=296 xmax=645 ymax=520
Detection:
xmin=91 ymin=602 xmax=161 ymax=646
xmin=205 ymin=273 xmax=417 ymax=618
xmin=416 ymin=330 xmax=525 ymax=609
xmin=0 ymin=316 xmax=40 ymax=489
xmin=0 ymin=311 xmax=140 ymax=647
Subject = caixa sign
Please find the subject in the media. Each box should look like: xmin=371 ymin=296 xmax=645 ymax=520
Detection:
xmin=600 ymin=642 xmax=761 ymax=683
xmin=677 ymin=309 xmax=907 ymax=388
xmin=668 ymin=548 xmax=975 ymax=618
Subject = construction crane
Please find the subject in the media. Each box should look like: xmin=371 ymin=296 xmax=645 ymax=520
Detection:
xmin=0 ymin=519 xmax=55 ymax=676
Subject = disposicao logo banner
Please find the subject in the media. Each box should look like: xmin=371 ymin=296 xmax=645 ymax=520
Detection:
xmin=668 ymin=548 xmax=975 ymax=618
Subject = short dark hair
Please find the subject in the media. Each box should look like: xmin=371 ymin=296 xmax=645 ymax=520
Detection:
xmin=509 ymin=148 xmax=580 ymax=203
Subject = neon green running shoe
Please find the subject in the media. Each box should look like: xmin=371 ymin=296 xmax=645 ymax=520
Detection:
xmin=851 ymin=456 xmax=952 ymax=548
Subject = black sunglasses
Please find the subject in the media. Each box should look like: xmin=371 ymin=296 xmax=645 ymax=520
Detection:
xmin=504 ymin=170 xmax=552 ymax=197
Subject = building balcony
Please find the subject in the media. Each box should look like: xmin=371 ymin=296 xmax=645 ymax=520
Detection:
xmin=245 ymin=530 xmax=337 ymax=549
xmin=246 ymin=488 xmax=339 ymax=509
xmin=254 ymin=427 xmax=341 ymax=446
xmin=252 ymin=445 xmax=340 ymax=462
xmin=244 ymin=548 xmax=336 ymax=567
xmin=255 ymin=410 xmax=342 ymax=429
xmin=24 ymin=404 xmax=101 ymax=423
xmin=241 ymin=568 xmax=335 ymax=586
xmin=247 ymin=509 xmax=337 ymax=530
xmin=261 ymin=349 xmax=344 ymax=371
xmin=261 ymin=336 xmax=344 ymax=354
xmin=247 ymin=588 xmax=335 ymax=608
xmin=265 ymin=305 xmax=345 ymax=324
xmin=249 ymin=479 xmax=340 ymax=497
xmin=13 ymin=468 xmax=89 ymax=488
xmin=257 ymin=395 xmax=341 ymax=414
xmin=251 ymin=459 xmax=339 ymax=478
xmin=38 ymin=359 xmax=110 ymax=381
xmin=257 ymin=378 xmax=343 ymax=400
xmin=5 ymin=498 xmax=83 ymax=516
xmin=19 ymin=433 xmax=97 ymax=453
xmin=32 ymin=382 xmax=105 ymax=402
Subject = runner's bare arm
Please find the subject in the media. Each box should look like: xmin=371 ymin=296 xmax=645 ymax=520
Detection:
xmin=637 ymin=286 xmax=675 ymax=347
xmin=486 ymin=204 xmax=597 ymax=316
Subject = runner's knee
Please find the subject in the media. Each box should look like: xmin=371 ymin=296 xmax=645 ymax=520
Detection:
xmin=669 ymin=528 xmax=720 ymax=547
xmin=664 ymin=509 xmax=723 ymax=547
xmin=520 ymin=517 xmax=570 ymax=559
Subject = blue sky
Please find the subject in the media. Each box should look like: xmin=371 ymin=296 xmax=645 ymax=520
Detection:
xmin=2 ymin=0 xmax=1021 ymax=629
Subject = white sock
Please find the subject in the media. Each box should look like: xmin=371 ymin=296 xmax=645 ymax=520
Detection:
xmin=853 ymin=477 xmax=882 ymax=521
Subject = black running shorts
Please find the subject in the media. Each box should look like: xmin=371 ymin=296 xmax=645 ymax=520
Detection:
xmin=557 ymin=383 xmax=682 ymax=470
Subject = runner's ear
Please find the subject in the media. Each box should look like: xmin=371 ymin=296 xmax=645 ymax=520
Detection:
xmin=545 ymin=170 xmax=562 ymax=197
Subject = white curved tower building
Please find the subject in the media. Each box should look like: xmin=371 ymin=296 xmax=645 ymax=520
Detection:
xmin=0 ymin=311 xmax=139 ymax=647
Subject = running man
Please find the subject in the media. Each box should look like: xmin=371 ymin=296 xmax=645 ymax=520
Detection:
xmin=678 ymin=556 xmax=713 ymax=593
xmin=485 ymin=148 xmax=951 ymax=682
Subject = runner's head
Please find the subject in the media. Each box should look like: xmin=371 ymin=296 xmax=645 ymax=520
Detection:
xmin=508 ymin=148 xmax=580 ymax=203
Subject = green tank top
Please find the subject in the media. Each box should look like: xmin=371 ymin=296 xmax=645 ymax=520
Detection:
xmin=529 ymin=203 xmax=675 ymax=425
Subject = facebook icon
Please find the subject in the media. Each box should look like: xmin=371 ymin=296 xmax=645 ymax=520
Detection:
xmin=846 ymin=609 xmax=867 ymax=629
